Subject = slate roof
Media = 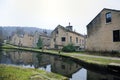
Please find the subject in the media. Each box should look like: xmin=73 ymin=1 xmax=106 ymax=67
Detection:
xmin=52 ymin=25 xmax=85 ymax=37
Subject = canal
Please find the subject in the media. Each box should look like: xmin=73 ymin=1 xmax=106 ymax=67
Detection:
xmin=0 ymin=50 xmax=120 ymax=80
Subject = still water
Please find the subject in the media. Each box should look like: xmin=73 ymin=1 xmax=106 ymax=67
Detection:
xmin=0 ymin=50 xmax=120 ymax=80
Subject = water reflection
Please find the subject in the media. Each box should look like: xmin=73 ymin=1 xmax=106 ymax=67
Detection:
xmin=0 ymin=50 xmax=120 ymax=80
xmin=87 ymin=70 xmax=120 ymax=80
xmin=51 ymin=56 xmax=81 ymax=77
xmin=0 ymin=51 xmax=36 ymax=66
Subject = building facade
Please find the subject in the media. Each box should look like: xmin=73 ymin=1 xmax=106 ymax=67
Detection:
xmin=86 ymin=8 xmax=120 ymax=52
xmin=10 ymin=31 xmax=51 ymax=48
xmin=33 ymin=31 xmax=51 ymax=49
xmin=10 ymin=33 xmax=34 ymax=47
xmin=50 ymin=24 xmax=85 ymax=50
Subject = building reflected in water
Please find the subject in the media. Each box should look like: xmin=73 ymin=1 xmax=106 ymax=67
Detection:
xmin=87 ymin=70 xmax=120 ymax=80
xmin=51 ymin=56 xmax=81 ymax=77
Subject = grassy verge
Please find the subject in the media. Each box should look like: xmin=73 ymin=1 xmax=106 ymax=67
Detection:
xmin=0 ymin=64 xmax=68 ymax=80
xmin=38 ymin=49 xmax=120 ymax=65
xmin=62 ymin=53 xmax=120 ymax=65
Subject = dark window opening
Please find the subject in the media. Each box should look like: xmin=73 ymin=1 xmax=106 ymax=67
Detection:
xmin=54 ymin=45 xmax=58 ymax=49
xmin=113 ymin=30 xmax=120 ymax=42
xmin=56 ymin=30 xmax=58 ymax=34
xmin=106 ymin=12 xmax=112 ymax=23
xmin=61 ymin=37 xmax=66 ymax=42
xmin=61 ymin=65 xmax=65 ymax=69
xmin=54 ymin=38 xmax=56 ymax=42
xmin=76 ymin=37 xmax=78 ymax=43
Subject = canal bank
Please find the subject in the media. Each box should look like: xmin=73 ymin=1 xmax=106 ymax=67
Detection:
xmin=0 ymin=64 xmax=68 ymax=80
xmin=2 ymin=44 xmax=120 ymax=76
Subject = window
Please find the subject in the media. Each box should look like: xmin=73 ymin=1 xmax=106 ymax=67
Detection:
xmin=106 ymin=12 xmax=112 ymax=23
xmin=79 ymin=39 xmax=82 ymax=46
xmin=54 ymin=45 xmax=58 ymax=49
xmin=76 ymin=37 xmax=78 ymax=43
xmin=61 ymin=65 xmax=65 ymax=69
xmin=82 ymin=40 xmax=84 ymax=46
xmin=113 ymin=30 xmax=120 ymax=42
xmin=70 ymin=36 xmax=72 ymax=42
xmin=61 ymin=37 xmax=66 ymax=42
xmin=54 ymin=38 xmax=56 ymax=42
xmin=56 ymin=30 xmax=58 ymax=34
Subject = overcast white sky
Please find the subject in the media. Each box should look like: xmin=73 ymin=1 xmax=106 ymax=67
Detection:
xmin=0 ymin=0 xmax=120 ymax=34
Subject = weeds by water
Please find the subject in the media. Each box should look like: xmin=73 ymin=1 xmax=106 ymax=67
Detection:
xmin=0 ymin=64 xmax=68 ymax=80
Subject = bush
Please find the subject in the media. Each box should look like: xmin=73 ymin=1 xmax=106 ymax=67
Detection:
xmin=62 ymin=44 xmax=75 ymax=52
xmin=37 ymin=37 xmax=43 ymax=49
xmin=0 ymin=42 xmax=2 ymax=50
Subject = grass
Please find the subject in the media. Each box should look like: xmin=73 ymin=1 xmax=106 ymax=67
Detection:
xmin=0 ymin=64 xmax=68 ymax=80
xmin=42 ymin=50 xmax=120 ymax=65
xmin=63 ymin=53 xmax=120 ymax=65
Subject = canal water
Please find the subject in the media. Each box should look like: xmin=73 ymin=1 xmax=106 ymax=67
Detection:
xmin=0 ymin=50 xmax=120 ymax=80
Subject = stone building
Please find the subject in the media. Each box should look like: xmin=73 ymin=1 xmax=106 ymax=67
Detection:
xmin=86 ymin=8 xmax=120 ymax=52
xmin=40 ymin=34 xmax=51 ymax=49
xmin=10 ymin=33 xmax=34 ymax=47
xmin=50 ymin=24 xmax=85 ymax=50
xmin=33 ymin=31 xmax=51 ymax=49
xmin=10 ymin=30 xmax=51 ymax=48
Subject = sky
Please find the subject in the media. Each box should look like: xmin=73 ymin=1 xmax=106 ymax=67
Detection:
xmin=0 ymin=0 xmax=120 ymax=34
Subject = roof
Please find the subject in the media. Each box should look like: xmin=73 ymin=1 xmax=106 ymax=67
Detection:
xmin=52 ymin=25 xmax=85 ymax=37
xmin=103 ymin=8 xmax=120 ymax=12
xmin=87 ymin=8 xmax=120 ymax=28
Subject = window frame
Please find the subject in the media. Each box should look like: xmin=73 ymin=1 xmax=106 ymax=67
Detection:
xmin=54 ymin=38 xmax=56 ymax=42
xmin=113 ymin=30 xmax=120 ymax=42
xmin=76 ymin=37 xmax=78 ymax=43
xmin=106 ymin=12 xmax=112 ymax=23
xmin=56 ymin=30 xmax=58 ymax=34
xmin=61 ymin=37 xmax=66 ymax=42
xmin=70 ymin=36 xmax=72 ymax=42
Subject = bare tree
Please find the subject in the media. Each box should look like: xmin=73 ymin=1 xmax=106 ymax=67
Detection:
xmin=16 ymin=27 xmax=25 ymax=35
xmin=0 ymin=27 xmax=3 ymax=43
xmin=0 ymin=27 xmax=3 ymax=50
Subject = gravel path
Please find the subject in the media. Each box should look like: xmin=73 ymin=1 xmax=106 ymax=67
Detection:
xmin=63 ymin=53 xmax=120 ymax=60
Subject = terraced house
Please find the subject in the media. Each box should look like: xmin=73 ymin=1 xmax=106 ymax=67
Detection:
xmin=10 ymin=31 xmax=51 ymax=48
xmin=10 ymin=33 xmax=34 ymax=47
xmin=86 ymin=8 xmax=120 ymax=52
xmin=33 ymin=31 xmax=51 ymax=49
xmin=50 ymin=23 xmax=85 ymax=50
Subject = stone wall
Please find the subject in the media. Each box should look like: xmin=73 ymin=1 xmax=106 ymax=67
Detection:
xmin=86 ymin=9 xmax=120 ymax=52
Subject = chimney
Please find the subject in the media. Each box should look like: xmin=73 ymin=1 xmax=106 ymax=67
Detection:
xmin=66 ymin=22 xmax=73 ymax=31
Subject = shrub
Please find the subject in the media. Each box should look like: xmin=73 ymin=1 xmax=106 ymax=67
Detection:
xmin=37 ymin=37 xmax=43 ymax=49
xmin=62 ymin=44 xmax=75 ymax=52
